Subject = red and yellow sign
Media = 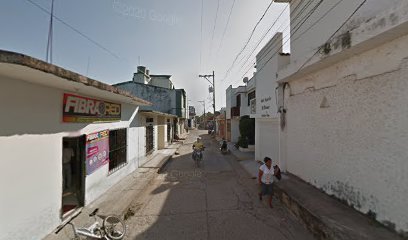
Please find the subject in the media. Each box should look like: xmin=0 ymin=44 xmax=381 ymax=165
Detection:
xmin=63 ymin=93 xmax=121 ymax=123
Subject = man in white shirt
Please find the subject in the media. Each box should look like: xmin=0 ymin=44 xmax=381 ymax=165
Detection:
xmin=258 ymin=157 xmax=278 ymax=208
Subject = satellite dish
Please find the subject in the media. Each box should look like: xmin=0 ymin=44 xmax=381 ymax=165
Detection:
xmin=243 ymin=77 xmax=249 ymax=84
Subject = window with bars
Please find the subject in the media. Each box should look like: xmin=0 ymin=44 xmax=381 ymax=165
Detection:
xmin=109 ymin=128 xmax=127 ymax=173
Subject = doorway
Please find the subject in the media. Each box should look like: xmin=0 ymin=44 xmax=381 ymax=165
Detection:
xmin=146 ymin=125 xmax=154 ymax=155
xmin=62 ymin=136 xmax=85 ymax=218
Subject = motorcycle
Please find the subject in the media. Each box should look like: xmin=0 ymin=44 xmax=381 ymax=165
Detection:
xmin=192 ymin=148 xmax=203 ymax=167
xmin=220 ymin=140 xmax=229 ymax=154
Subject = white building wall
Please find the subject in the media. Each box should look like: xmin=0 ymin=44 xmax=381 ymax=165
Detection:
xmin=0 ymin=77 xmax=142 ymax=240
xmin=226 ymin=86 xmax=232 ymax=119
xmin=230 ymin=118 xmax=240 ymax=143
xmin=279 ymin=0 xmax=408 ymax=80
xmin=283 ymin=34 xmax=408 ymax=233
xmin=255 ymin=119 xmax=279 ymax=163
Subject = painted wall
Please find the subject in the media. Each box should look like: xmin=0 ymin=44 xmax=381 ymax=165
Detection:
xmin=255 ymin=119 xmax=279 ymax=163
xmin=116 ymin=82 xmax=173 ymax=114
xmin=279 ymin=0 xmax=408 ymax=80
xmin=0 ymin=77 xmax=142 ymax=240
xmin=149 ymin=76 xmax=173 ymax=89
xmin=230 ymin=118 xmax=240 ymax=143
xmin=283 ymin=34 xmax=408 ymax=233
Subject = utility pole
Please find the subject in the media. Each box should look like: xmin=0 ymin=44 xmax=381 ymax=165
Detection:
xmin=198 ymin=100 xmax=206 ymax=129
xmin=198 ymin=71 xmax=215 ymax=115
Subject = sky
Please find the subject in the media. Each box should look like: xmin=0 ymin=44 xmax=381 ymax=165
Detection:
xmin=0 ymin=0 xmax=289 ymax=115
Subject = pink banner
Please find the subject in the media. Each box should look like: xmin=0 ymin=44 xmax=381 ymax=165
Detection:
xmin=86 ymin=130 xmax=109 ymax=175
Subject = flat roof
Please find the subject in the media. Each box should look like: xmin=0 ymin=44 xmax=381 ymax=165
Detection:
xmin=0 ymin=50 xmax=152 ymax=106
xmin=139 ymin=110 xmax=177 ymax=118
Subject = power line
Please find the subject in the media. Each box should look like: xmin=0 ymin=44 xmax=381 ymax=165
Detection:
xmin=240 ymin=0 xmax=363 ymax=84
xmin=236 ymin=0 xmax=325 ymax=83
xmin=46 ymin=0 xmax=55 ymax=63
xmin=210 ymin=0 xmax=221 ymax=62
xmin=296 ymin=0 xmax=368 ymax=73
xmin=223 ymin=1 xmax=274 ymax=80
xmin=26 ymin=0 xmax=124 ymax=62
xmin=199 ymin=0 xmax=204 ymax=71
xmin=235 ymin=4 xmax=290 ymax=78
xmin=215 ymin=0 xmax=236 ymax=62
xmin=232 ymin=0 xmax=318 ymax=84
xmin=228 ymin=0 xmax=311 ymax=83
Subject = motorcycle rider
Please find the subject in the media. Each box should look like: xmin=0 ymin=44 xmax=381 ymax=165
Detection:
xmin=192 ymin=137 xmax=205 ymax=159
xmin=220 ymin=138 xmax=228 ymax=152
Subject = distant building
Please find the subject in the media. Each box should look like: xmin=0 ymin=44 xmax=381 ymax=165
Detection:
xmin=188 ymin=106 xmax=196 ymax=129
xmin=225 ymin=76 xmax=256 ymax=143
xmin=115 ymin=66 xmax=188 ymax=141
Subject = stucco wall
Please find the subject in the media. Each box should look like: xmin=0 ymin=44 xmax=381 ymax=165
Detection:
xmin=231 ymin=118 xmax=240 ymax=143
xmin=255 ymin=118 xmax=279 ymax=163
xmin=116 ymin=82 xmax=174 ymax=114
xmin=0 ymin=77 xmax=142 ymax=240
xmin=283 ymin=34 xmax=408 ymax=233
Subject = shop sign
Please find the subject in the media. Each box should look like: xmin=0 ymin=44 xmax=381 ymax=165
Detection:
xmin=86 ymin=130 xmax=109 ymax=175
xmin=63 ymin=93 xmax=121 ymax=123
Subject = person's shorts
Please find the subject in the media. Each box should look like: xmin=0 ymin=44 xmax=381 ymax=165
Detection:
xmin=260 ymin=182 xmax=274 ymax=195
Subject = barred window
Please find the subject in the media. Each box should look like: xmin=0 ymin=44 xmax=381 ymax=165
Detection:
xmin=248 ymin=91 xmax=256 ymax=106
xmin=109 ymin=128 xmax=127 ymax=173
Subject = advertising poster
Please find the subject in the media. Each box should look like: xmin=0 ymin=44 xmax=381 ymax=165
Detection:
xmin=63 ymin=93 xmax=121 ymax=123
xmin=86 ymin=130 xmax=109 ymax=175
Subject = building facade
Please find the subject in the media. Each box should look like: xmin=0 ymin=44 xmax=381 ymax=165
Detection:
xmin=114 ymin=66 xmax=187 ymax=140
xmin=225 ymin=78 xmax=256 ymax=144
xmin=0 ymin=51 xmax=151 ymax=240
xmin=275 ymin=0 xmax=408 ymax=234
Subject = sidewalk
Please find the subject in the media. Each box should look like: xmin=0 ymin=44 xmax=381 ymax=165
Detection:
xmin=226 ymin=140 xmax=403 ymax=240
xmin=43 ymin=142 xmax=182 ymax=240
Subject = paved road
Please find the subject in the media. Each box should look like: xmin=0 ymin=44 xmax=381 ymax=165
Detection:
xmin=125 ymin=130 xmax=315 ymax=240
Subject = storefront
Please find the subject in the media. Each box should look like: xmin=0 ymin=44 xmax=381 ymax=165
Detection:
xmin=0 ymin=51 xmax=151 ymax=240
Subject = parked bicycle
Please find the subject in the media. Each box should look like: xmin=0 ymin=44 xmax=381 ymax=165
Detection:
xmin=56 ymin=208 xmax=126 ymax=240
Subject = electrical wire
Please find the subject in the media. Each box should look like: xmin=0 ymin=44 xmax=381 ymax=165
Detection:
xmin=200 ymin=0 xmax=204 ymax=71
xmin=223 ymin=1 xmax=274 ymax=80
xmin=210 ymin=0 xmax=221 ymax=62
xmin=237 ymin=0 xmax=327 ymax=82
xmin=225 ymin=0 xmax=315 ymax=84
xmin=215 ymin=0 xmax=236 ymax=62
xmin=295 ymin=0 xmax=368 ymax=74
xmin=26 ymin=0 xmax=124 ymax=62
xmin=232 ymin=0 xmax=321 ymax=84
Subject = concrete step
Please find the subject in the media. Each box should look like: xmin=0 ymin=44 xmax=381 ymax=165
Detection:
xmin=274 ymin=174 xmax=404 ymax=240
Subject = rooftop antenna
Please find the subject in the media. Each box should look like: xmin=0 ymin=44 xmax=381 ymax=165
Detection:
xmin=46 ymin=0 xmax=55 ymax=63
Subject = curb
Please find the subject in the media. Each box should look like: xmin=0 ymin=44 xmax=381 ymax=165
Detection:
xmin=273 ymin=185 xmax=331 ymax=240
xmin=157 ymin=155 xmax=172 ymax=173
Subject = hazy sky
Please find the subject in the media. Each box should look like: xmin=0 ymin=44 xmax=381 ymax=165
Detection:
xmin=0 ymin=0 xmax=289 ymax=114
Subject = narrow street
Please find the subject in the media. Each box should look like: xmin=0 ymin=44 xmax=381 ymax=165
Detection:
xmin=125 ymin=130 xmax=315 ymax=240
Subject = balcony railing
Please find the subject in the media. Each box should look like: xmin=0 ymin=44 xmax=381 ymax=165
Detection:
xmin=231 ymin=107 xmax=240 ymax=117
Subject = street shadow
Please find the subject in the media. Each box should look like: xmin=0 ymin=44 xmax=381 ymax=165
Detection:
xmin=124 ymin=131 xmax=314 ymax=240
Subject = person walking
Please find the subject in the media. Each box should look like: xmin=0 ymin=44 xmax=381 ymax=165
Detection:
xmin=258 ymin=157 xmax=278 ymax=208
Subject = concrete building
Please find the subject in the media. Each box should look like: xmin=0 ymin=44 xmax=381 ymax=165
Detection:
xmin=0 ymin=50 xmax=151 ymax=240
xmin=250 ymin=33 xmax=289 ymax=164
xmin=225 ymin=77 xmax=256 ymax=144
xmin=188 ymin=105 xmax=196 ymax=129
xmin=275 ymin=0 xmax=408 ymax=234
xmin=114 ymin=66 xmax=188 ymax=142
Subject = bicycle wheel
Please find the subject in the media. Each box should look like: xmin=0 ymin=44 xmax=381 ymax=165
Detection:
xmin=103 ymin=215 xmax=126 ymax=240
